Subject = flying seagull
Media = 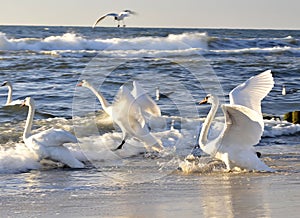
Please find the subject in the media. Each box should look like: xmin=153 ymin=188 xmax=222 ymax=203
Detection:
xmin=93 ymin=10 xmax=137 ymax=28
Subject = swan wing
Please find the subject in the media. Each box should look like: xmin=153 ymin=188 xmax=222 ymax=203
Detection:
xmin=220 ymin=104 xmax=264 ymax=149
xmin=131 ymin=81 xmax=161 ymax=117
xmin=32 ymin=128 xmax=78 ymax=147
xmin=93 ymin=13 xmax=118 ymax=28
xmin=229 ymin=70 xmax=274 ymax=114
xmin=113 ymin=85 xmax=146 ymax=129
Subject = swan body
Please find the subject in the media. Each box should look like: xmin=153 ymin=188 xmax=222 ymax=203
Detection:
xmin=197 ymin=70 xmax=274 ymax=172
xmin=77 ymin=80 xmax=163 ymax=151
xmin=93 ymin=10 xmax=136 ymax=28
xmin=1 ymin=81 xmax=23 ymax=106
xmin=21 ymin=97 xmax=84 ymax=168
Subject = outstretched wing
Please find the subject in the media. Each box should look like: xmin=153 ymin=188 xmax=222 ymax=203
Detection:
xmin=33 ymin=128 xmax=78 ymax=147
xmin=113 ymin=85 xmax=146 ymax=129
xmin=220 ymin=104 xmax=264 ymax=150
xmin=122 ymin=10 xmax=137 ymax=15
xmin=131 ymin=81 xmax=161 ymax=117
xmin=229 ymin=70 xmax=274 ymax=114
xmin=92 ymin=13 xmax=118 ymax=28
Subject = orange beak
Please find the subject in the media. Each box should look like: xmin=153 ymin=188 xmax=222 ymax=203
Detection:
xmin=77 ymin=82 xmax=83 ymax=87
xmin=20 ymin=100 xmax=26 ymax=107
xmin=199 ymin=97 xmax=208 ymax=105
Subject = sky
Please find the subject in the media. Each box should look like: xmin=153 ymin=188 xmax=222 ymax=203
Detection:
xmin=1 ymin=0 xmax=300 ymax=29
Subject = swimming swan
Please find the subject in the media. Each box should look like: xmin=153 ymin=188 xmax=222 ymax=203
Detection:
xmin=93 ymin=10 xmax=137 ymax=28
xmin=21 ymin=97 xmax=84 ymax=168
xmin=77 ymin=80 xmax=163 ymax=152
xmin=194 ymin=70 xmax=275 ymax=172
xmin=1 ymin=81 xmax=23 ymax=106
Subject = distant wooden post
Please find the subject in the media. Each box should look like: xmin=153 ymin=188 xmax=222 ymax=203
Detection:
xmin=283 ymin=111 xmax=300 ymax=124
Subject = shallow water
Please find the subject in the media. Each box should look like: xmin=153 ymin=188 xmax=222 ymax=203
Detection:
xmin=0 ymin=26 xmax=300 ymax=217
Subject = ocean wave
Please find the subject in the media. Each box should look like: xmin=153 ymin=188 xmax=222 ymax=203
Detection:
xmin=209 ymin=46 xmax=300 ymax=55
xmin=0 ymin=32 xmax=208 ymax=52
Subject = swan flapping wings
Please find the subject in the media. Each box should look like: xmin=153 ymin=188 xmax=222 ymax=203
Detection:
xmin=229 ymin=70 xmax=274 ymax=114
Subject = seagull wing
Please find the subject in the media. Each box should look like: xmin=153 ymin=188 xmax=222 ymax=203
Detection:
xmin=122 ymin=10 xmax=137 ymax=15
xmin=92 ymin=13 xmax=118 ymax=28
xmin=229 ymin=70 xmax=274 ymax=114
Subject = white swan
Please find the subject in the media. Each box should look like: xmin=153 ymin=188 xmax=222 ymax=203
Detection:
xmin=194 ymin=70 xmax=274 ymax=172
xmin=93 ymin=9 xmax=137 ymax=28
xmin=77 ymin=80 xmax=163 ymax=152
xmin=1 ymin=81 xmax=23 ymax=106
xmin=21 ymin=97 xmax=84 ymax=168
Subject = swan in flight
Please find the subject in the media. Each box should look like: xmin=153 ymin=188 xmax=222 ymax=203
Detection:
xmin=1 ymin=81 xmax=23 ymax=106
xmin=21 ymin=97 xmax=84 ymax=168
xmin=193 ymin=70 xmax=275 ymax=172
xmin=93 ymin=10 xmax=137 ymax=28
xmin=77 ymin=80 xmax=163 ymax=152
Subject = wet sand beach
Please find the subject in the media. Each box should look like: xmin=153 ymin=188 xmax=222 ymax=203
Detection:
xmin=1 ymin=155 xmax=299 ymax=218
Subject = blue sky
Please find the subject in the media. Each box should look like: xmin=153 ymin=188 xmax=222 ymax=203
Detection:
xmin=1 ymin=0 xmax=299 ymax=29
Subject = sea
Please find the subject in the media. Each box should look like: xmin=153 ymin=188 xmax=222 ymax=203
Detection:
xmin=0 ymin=26 xmax=300 ymax=217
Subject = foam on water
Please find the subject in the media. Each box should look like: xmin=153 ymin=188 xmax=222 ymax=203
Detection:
xmin=1 ymin=111 xmax=298 ymax=174
xmin=0 ymin=143 xmax=40 ymax=174
xmin=0 ymin=32 xmax=208 ymax=52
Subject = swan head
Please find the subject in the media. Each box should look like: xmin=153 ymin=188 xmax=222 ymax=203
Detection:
xmin=77 ymin=80 xmax=91 ymax=88
xmin=199 ymin=94 xmax=218 ymax=105
xmin=1 ymin=81 xmax=11 ymax=87
xmin=21 ymin=97 xmax=35 ymax=107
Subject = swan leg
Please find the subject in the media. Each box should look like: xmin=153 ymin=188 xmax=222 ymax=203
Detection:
xmin=256 ymin=152 xmax=261 ymax=158
xmin=190 ymin=144 xmax=202 ymax=157
xmin=112 ymin=140 xmax=126 ymax=151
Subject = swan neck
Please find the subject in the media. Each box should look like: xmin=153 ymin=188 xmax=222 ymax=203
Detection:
xmin=87 ymin=84 xmax=111 ymax=114
xmin=6 ymin=84 xmax=13 ymax=105
xmin=199 ymin=97 xmax=219 ymax=148
xmin=23 ymin=102 xmax=35 ymax=140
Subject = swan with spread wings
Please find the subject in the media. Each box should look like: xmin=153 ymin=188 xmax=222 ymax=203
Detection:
xmin=193 ymin=70 xmax=275 ymax=172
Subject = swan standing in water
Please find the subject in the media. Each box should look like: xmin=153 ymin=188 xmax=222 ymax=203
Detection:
xmin=21 ymin=97 xmax=84 ymax=168
xmin=193 ymin=70 xmax=274 ymax=172
xmin=1 ymin=81 xmax=23 ymax=106
xmin=77 ymin=80 xmax=163 ymax=152
xmin=93 ymin=10 xmax=136 ymax=28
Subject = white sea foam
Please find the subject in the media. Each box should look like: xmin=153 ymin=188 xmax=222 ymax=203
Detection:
xmin=0 ymin=115 xmax=298 ymax=174
xmin=210 ymin=46 xmax=300 ymax=54
xmin=0 ymin=32 xmax=208 ymax=52
xmin=0 ymin=143 xmax=40 ymax=174
xmin=263 ymin=119 xmax=300 ymax=137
